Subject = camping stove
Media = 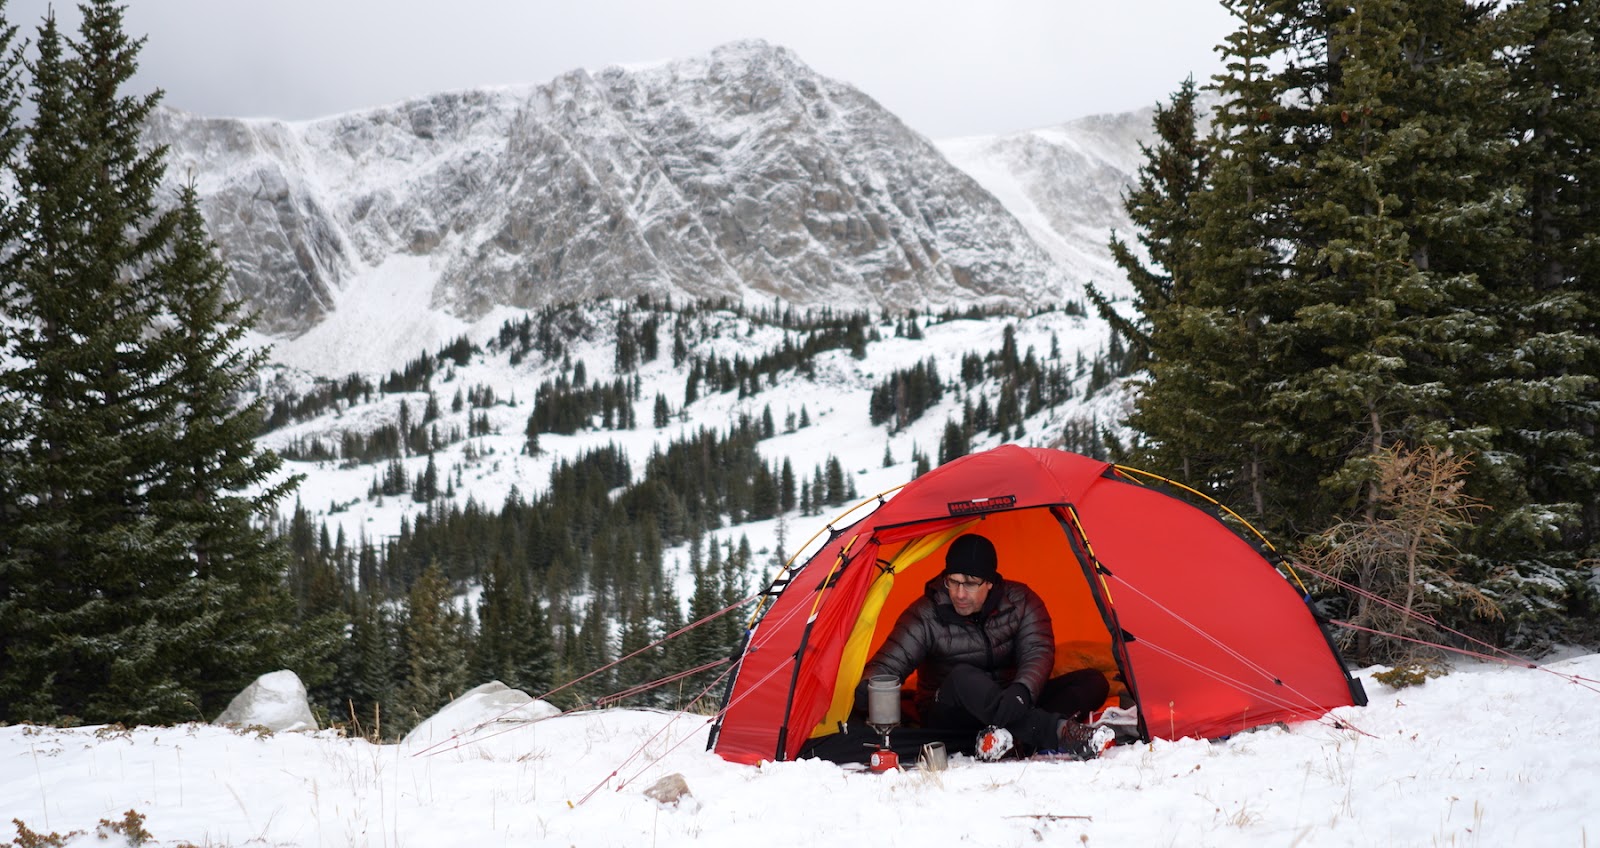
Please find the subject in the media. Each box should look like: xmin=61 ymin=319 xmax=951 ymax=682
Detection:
xmin=865 ymin=675 xmax=901 ymax=773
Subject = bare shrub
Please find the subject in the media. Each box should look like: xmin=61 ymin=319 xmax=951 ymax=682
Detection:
xmin=1297 ymin=443 xmax=1498 ymax=665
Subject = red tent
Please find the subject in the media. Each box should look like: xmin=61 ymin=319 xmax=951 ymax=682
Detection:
xmin=710 ymin=445 xmax=1366 ymax=764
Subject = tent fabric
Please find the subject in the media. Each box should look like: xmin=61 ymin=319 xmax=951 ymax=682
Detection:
xmin=709 ymin=445 xmax=1366 ymax=765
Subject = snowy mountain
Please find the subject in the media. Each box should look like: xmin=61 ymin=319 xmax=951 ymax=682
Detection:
xmin=159 ymin=39 xmax=1168 ymax=556
xmin=938 ymin=107 xmax=1160 ymax=300
xmin=149 ymin=40 xmax=1082 ymax=337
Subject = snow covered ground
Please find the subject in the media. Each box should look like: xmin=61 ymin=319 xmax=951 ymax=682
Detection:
xmin=4 ymin=652 xmax=1597 ymax=847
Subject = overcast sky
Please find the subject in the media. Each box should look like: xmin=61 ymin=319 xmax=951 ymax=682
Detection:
xmin=9 ymin=0 xmax=1236 ymax=140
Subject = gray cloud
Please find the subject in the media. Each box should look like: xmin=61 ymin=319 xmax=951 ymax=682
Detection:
xmin=7 ymin=0 xmax=1233 ymax=138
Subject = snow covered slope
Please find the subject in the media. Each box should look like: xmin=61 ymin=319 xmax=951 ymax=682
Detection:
xmin=938 ymin=107 xmax=1159 ymax=301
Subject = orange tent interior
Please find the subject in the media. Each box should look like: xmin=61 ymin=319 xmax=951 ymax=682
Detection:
xmin=858 ymin=507 xmax=1123 ymax=725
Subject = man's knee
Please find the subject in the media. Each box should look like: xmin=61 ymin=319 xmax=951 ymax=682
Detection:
xmin=1068 ymin=668 xmax=1111 ymax=705
xmin=1041 ymin=668 xmax=1111 ymax=719
xmin=935 ymin=663 xmax=998 ymax=710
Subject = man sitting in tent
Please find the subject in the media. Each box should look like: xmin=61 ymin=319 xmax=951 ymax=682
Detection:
xmin=856 ymin=533 xmax=1112 ymax=761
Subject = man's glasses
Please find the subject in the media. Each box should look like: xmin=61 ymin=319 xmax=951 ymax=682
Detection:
xmin=945 ymin=576 xmax=989 ymax=592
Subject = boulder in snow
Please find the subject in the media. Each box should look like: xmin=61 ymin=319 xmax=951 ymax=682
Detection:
xmin=643 ymin=773 xmax=697 ymax=810
xmin=402 ymin=681 xmax=560 ymax=747
xmin=214 ymin=670 xmax=318 ymax=732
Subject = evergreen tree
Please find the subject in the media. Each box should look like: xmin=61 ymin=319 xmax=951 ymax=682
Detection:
xmin=615 ymin=596 xmax=663 ymax=706
xmin=824 ymin=456 xmax=847 ymax=507
xmin=0 ymin=0 xmax=32 ymax=671
xmin=470 ymin=554 xmax=553 ymax=695
xmin=779 ymin=458 xmax=796 ymax=513
xmin=399 ymin=563 xmax=468 ymax=726
xmin=567 ymin=598 xmax=612 ymax=705
xmin=938 ymin=418 xmax=970 ymax=466
xmin=326 ymin=597 xmax=397 ymax=739
xmin=1122 ymin=0 xmax=1598 ymax=645
xmin=1125 ymin=0 xmax=1299 ymax=512
xmin=151 ymin=183 xmax=330 ymax=709
xmin=1092 ymin=76 xmax=1209 ymax=369
xmin=0 ymin=3 xmax=317 ymax=722
xmin=680 ymin=543 xmax=726 ymax=701
xmin=1480 ymin=0 xmax=1600 ymax=642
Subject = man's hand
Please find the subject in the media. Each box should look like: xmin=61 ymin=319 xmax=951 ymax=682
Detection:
xmin=990 ymin=682 xmax=1032 ymax=726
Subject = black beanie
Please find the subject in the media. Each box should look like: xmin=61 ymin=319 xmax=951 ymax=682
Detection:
xmin=944 ymin=534 xmax=1000 ymax=583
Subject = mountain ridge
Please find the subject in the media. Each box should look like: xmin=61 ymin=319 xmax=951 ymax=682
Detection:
xmin=152 ymin=40 xmax=1129 ymax=339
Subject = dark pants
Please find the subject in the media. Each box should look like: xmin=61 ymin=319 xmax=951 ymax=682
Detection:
xmin=927 ymin=664 xmax=1110 ymax=753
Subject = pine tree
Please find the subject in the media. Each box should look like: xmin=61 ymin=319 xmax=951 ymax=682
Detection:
xmin=0 ymin=0 xmax=32 ymax=687
xmin=0 ymin=3 xmax=322 ymax=722
xmin=399 ymin=563 xmax=468 ymax=726
xmin=824 ymin=456 xmax=847 ymax=507
xmin=615 ymin=596 xmax=663 ymax=707
xmin=567 ymin=598 xmax=612 ymax=705
xmin=146 ymin=183 xmax=327 ymax=712
xmin=779 ymin=458 xmax=796 ymax=513
xmin=1124 ymin=0 xmax=1301 ymax=515
xmin=1122 ymin=0 xmax=1597 ymax=645
xmin=328 ymin=597 xmax=398 ymax=738
xmin=938 ymin=418 xmax=969 ymax=466
xmin=1461 ymin=0 xmax=1600 ymax=643
xmin=1091 ymin=76 xmax=1209 ymax=369
xmin=471 ymin=554 xmax=553 ymax=695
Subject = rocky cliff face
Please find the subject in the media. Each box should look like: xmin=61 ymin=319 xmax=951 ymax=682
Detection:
xmin=149 ymin=41 xmax=1074 ymax=337
xmin=937 ymin=107 xmax=1160 ymax=302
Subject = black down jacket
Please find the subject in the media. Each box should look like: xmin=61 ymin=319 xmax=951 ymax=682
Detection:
xmin=861 ymin=575 xmax=1055 ymax=716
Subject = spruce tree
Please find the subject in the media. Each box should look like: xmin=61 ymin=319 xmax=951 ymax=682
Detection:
xmin=1091 ymin=76 xmax=1209 ymax=369
xmin=1476 ymin=0 xmax=1600 ymax=642
xmin=0 ymin=0 xmax=30 ymax=681
xmin=399 ymin=563 xmax=468 ymax=726
xmin=471 ymin=554 xmax=553 ymax=695
xmin=1125 ymin=0 xmax=1304 ymax=517
xmin=0 ymin=3 xmax=320 ymax=721
xmin=1122 ymin=0 xmax=1597 ymax=646
xmin=148 ymin=183 xmax=328 ymax=711
xmin=0 ymin=5 xmax=199 ymax=721
xmin=328 ymin=597 xmax=398 ymax=738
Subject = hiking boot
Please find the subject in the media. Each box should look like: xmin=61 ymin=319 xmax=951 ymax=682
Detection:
xmin=1057 ymin=719 xmax=1114 ymax=761
xmin=975 ymin=726 xmax=1014 ymax=761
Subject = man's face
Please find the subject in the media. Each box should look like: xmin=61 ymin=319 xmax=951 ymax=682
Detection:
xmin=944 ymin=574 xmax=992 ymax=616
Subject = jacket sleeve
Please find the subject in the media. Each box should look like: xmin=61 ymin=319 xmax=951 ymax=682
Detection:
xmin=1011 ymin=587 xmax=1056 ymax=697
xmin=862 ymin=600 xmax=932 ymax=685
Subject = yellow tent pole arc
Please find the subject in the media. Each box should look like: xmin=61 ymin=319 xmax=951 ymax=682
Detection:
xmin=1063 ymin=504 xmax=1115 ymax=606
xmin=1113 ymin=464 xmax=1314 ymax=596
xmin=805 ymin=533 xmax=860 ymax=624
xmin=742 ymin=482 xmax=910 ymax=629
